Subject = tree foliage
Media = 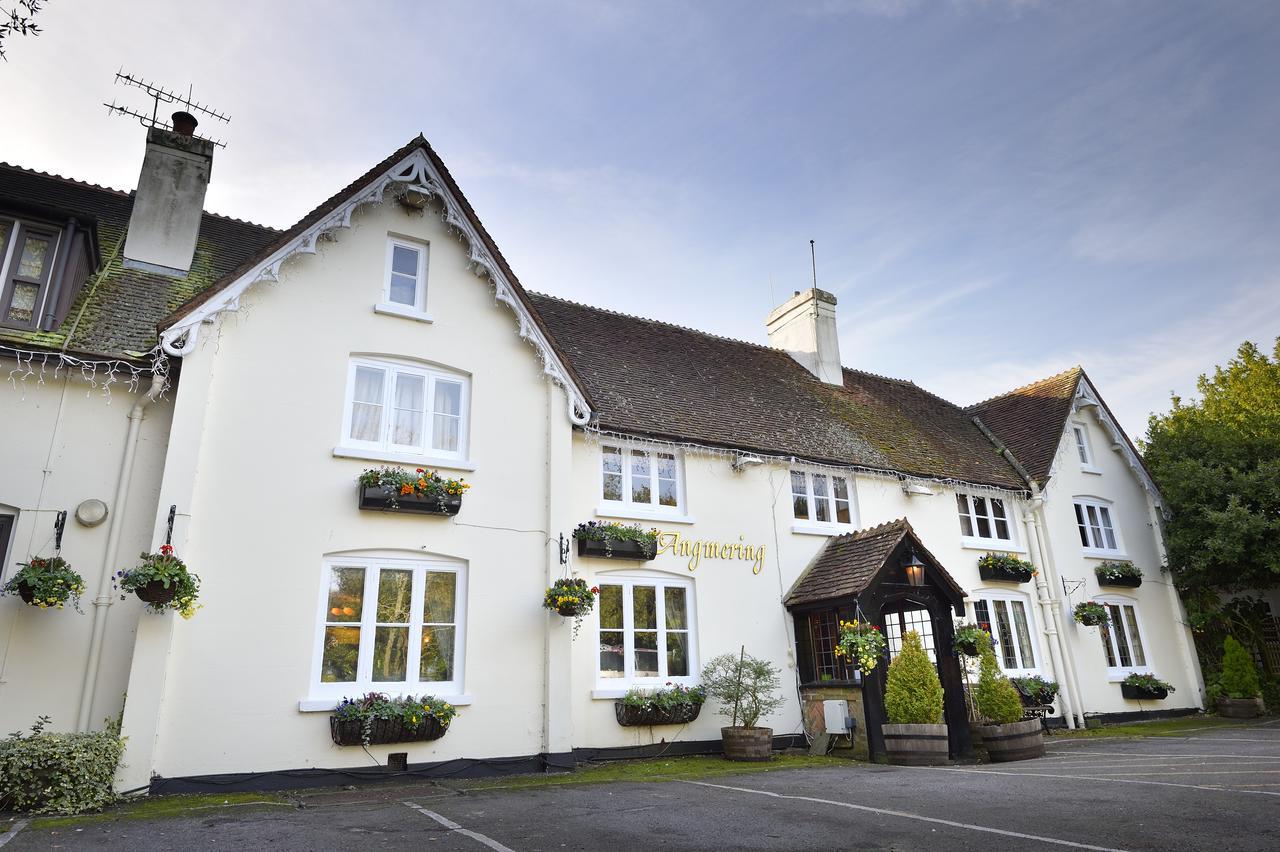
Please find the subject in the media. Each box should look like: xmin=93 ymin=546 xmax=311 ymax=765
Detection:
xmin=883 ymin=631 xmax=944 ymax=725
xmin=1 ymin=1 xmax=44 ymax=61
xmin=701 ymin=651 xmax=784 ymax=729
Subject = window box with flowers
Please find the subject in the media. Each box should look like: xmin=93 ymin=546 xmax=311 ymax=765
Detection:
xmin=357 ymin=466 xmax=469 ymax=515
xmin=1 ymin=556 xmax=86 ymax=611
xmin=329 ymin=692 xmax=457 ymax=746
xmin=116 ymin=545 xmax=202 ymax=619
xmin=1120 ymin=673 xmax=1174 ymax=701
xmin=573 ymin=521 xmax=658 ymax=560
xmin=1094 ymin=561 xmax=1142 ymax=588
xmin=1073 ymin=601 xmax=1109 ymax=627
xmin=615 ymin=684 xmax=707 ymax=727
xmin=977 ymin=553 xmax=1036 ymax=584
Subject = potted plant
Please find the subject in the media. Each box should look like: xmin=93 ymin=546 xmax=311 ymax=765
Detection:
xmin=977 ymin=553 xmax=1036 ymax=584
xmin=1218 ymin=636 xmax=1262 ymax=718
xmin=615 ymin=683 xmax=707 ymax=727
xmin=1 ymin=556 xmax=86 ymax=612
xmin=1095 ymin=561 xmax=1143 ymax=588
xmin=573 ymin=521 xmax=659 ymax=560
xmin=833 ymin=619 xmax=887 ymax=672
xmin=1120 ymin=672 xmax=1175 ymax=701
xmin=702 ymin=651 xmax=785 ymax=761
xmin=543 ymin=578 xmax=598 ymax=636
xmin=357 ymin=466 xmax=469 ymax=515
xmin=1011 ymin=675 xmax=1059 ymax=707
xmin=883 ymin=630 xmax=949 ymax=766
xmin=1073 ymin=601 xmax=1109 ymax=626
xmin=115 ymin=545 xmax=202 ymax=619
xmin=973 ymin=634 xmax=1044 ymax=761
xmin=952 ymin=622 xmax=988 ymax=658
xmin=330 ymin=692 xmax=457 ymax=746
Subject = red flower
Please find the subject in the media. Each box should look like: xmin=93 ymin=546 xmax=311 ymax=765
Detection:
xmin=416 ymin=468 xmax=425 ymax=473
xmin=159 ymin=544 xmax=174 ymax=556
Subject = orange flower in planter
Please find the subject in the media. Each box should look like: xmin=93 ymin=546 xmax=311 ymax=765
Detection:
xmin=400 ymin=484 xmax=414 ymax=495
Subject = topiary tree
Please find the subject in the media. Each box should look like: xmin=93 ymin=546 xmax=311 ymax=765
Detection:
xmin=884 ymin=630 xmax=944 ymax=725
xmin=1220 ymin=635 xmax=1262 ymax=700
xmin=974 ymin=633 xmax=1024 ymax=725
xmin=701 ymin=651 xmax=785 ymax=729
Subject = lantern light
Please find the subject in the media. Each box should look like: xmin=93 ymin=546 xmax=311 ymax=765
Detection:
xmin=904 ymin=548 xmax=926 ymax=587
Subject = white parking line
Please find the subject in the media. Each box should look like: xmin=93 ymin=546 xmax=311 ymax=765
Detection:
xmin=403 ymin=801 xmax=517 ymax=852
xmin=0 ymin=820 xmax=29 ymax=849
xmin=680 ymin=780 xmax=1128 ymax=851
xmin=913 ymin=765 xmax=1280 ymax=797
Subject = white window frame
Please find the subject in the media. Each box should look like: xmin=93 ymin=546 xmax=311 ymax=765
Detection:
xmin=1095 ymin=596 xmax=1151 ymax=679
xmin=970 ymin=591 xmax=1040 ymax=677
xmin=594 ymin=572 xmax=698 ymax=692
xmin=304 ymin=554 xmax=468 ymax=710
xmin=1071 ymin=422 xmax=1100 ymax=474
xmin=956 ymin=491 xmax=1021 ymax=551
xmin=374 ymin=236 xmax=432 ymax=322
xmin=789 ymin=468 xmax=858 ymax=535
xmin=596 ymin=443 xmax=691 ymax=523
xmin=1073 ymin=496 xmax=1126 ymax=558
xmin=337 ymin=356 xmax=470 ymax=465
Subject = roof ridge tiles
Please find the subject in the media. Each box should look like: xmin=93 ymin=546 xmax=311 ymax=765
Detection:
xmin=965 ymin=365 xmax=1082 ymax=410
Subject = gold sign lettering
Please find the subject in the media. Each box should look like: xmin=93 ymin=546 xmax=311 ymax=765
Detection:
xmin=656 ymin=531 xmax=767 ymax=575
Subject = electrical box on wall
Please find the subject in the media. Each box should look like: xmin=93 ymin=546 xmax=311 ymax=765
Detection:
xmin=822 ymin=700 xmax=851 ymax=735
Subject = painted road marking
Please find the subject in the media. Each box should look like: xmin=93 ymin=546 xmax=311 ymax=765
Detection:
xmin=0 ymin=820 xmax=29 ymax=849
xmin=403 ymin=801 xmax=517 ymax=852
xmin=916 ymin=765 xmax=1280 ymax=797
xmin=680 ymin=780 xmax=1128 ymax=851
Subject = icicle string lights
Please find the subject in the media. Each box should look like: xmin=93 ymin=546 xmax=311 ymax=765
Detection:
xmin=1 ymin=343 xmax=169 ymax=402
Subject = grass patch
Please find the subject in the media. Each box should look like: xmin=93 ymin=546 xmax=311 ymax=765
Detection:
xmin=451 ymin=753 xmax=851 ymax=791
xmin=29 ymin=790 xmax=292 ymax=830
xmin=1055 ymin=716 xmax=1262 ymax=739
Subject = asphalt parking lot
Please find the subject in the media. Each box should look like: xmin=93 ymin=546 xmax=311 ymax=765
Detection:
xmin=4 ymin=720 xmax=1279 ymax=851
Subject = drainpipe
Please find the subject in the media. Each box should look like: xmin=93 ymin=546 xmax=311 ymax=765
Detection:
xmin=1028 ymin=488 xmax=1087 ymax=728
xmin=1021 ymin=498 xmax=1078 ymax=730
xmin=76 ymin=370 xmax=166 ymax=732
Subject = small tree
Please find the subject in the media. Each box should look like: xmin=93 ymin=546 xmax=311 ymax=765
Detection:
xmin=1220 ymin=635 xmax=1262 ymax=700
xmin=974 ymin=633 xmax=1023 ymax=725
xmin=701 ymin=651 xmax=784 ymax=729
xmin=884 ymin=631 xmax=944 ymax=725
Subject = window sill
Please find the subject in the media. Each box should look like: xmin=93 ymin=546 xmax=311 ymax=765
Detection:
xmin=299 ymin=693 xmax=473 ymax=712
xmin=1106 ymin=670 xmax=1151 ymax=683
xmin=960 ymin=537 xmax=1026 ymax=554
xmin=1082 ymin=549 xmax=1129 ymax=561
xmin=595 ymin=504 xmax=696 ymax=525
xmin=374 ymin=302 xmax=434 ymax=323
xmin=591 ymin=682 xmax=699 ymax=700
xmin=791 ymin=521 xmax=857 ymax=537
xmin=1081 ymin=466 xmax=1103 ymax=476
xmin=332 ymin=446 xmax=476 ymax=472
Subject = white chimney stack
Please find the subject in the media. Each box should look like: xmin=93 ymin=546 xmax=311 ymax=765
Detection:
xmin=123 ymin=111 xmax=213 ymax=276
xmin=766 ymin=288 xmax=843 ymax=385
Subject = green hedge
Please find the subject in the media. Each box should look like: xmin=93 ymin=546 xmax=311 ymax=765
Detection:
xmin=0 ymin=717 xmax=125 ymax=814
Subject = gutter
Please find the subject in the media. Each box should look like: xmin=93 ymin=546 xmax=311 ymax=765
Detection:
xmin=75 ymin=368 xmax=167 ymax=731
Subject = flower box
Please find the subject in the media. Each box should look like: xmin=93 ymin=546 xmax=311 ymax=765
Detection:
xmin=1094 ymin=561 xmax=1143 ymax=588
xmin=329 ymin=715 xmax=448 ymax=746
xmin=359 ymin=485 xmax=462 ymax=516
xmin=978 ymin=562 xmax=1034 ymax=583
xmin=1097 ymin=575 xmax=1142 ymax=588
xmin=576 ymin=538 xmax=655 ymax=561
xmin=1120 ymin=682 xmax=1168 ymax=701
xmin=614 ymin=701 xmax=703 ymax=727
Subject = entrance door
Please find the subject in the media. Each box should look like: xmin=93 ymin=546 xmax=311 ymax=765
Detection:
xmin=883 ymin=603 xmax=938 ymax=665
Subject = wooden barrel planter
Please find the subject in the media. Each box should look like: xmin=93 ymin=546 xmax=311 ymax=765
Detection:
xmin=1218 ymin=697 xmax=1261 ymax=719
xmin=1120 ymin=683 xmax=1168 ymax=701
xmin=615 ymin=701 xmax=702 ymax=727
xmin=883 ymin=723 xmax=950 ymax=766
xmin=136 ymin=580 xmax=177 ymax=607
xmin=977 ymin=718 xmax=1044 ymax=762
xmin=330 ymin=715 xmax=449 ymax=746
xmin=576 ymin=538 xmax=656 ymax=561
xmin=721 ymin=726 xmax=773 ymax=761
xmin=358 ymin=485 xmax=462 ymax=516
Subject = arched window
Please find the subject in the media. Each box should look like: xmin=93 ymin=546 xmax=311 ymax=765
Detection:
xmin=969 ymin=590 xmax=1039 ymax=676
xmin=596 ymin=571 xmax=697 ymax=688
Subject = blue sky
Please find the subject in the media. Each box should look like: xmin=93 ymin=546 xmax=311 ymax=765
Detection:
xmin=3 ymin=0 xmax=1277 ymax=438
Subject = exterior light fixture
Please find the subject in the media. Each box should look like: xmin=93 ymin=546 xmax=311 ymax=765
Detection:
xmin=732 ymin=454 xmax=765 ymax=472
xmin=901 ymin=481 xmax=935 ymax=498
xmin=904 ymin=548 xmax=926 ymax=587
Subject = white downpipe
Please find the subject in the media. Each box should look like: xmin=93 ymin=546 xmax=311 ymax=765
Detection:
xmin=1022 ymin=505 xmax=1077 ymax=729
xmin=1029 ymin=491 xmax=1087 ymax=728
xmin=75 ymin=372 xmax=165 ymax=732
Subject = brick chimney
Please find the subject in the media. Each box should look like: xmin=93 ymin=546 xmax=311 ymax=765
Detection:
xmin=766 ymin=288 xmax=843 ymax=385
xmin=123 ymin=112 xmax=213 ymax=276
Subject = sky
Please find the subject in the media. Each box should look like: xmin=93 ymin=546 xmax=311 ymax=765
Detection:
xmin=2 ymin=0 xmax=1277 ymax=440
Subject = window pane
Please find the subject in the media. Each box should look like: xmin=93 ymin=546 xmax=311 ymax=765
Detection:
xmin=1108 ymin=604 xmax=1132 ymax=666
xmin=376 ymin=569 xmax=413 ymax=623
xmin=633 ymin=585 xmax=656 ymax=630
xmin=321 ymin=626 xmax=361 ymax=682
xmin=602 ymin=446 xmax=622 ymax=473
xmin=423 ymin=571 xmax=456 ymax=623
xmin=1099 ymin=622 xmax=1118 ymax=667
xmin=389 ymin=273 xmax=417 ymax=305
xmin=630 ymin=450 xmax=652 ymax=503
xmin=600 ymin=631 xmax=624 ymax=677
xmin=1011 ymin=601 xmax=1034 ymax=669
xmin=834 ymin=477 xmax=852 ymax=524
xmin=1074 ymin=503 xmax=1090 ymax=547
xmin=973 ymin=496 xmax=991 ymax=538
xmin=392 ymin=373 xmax=425 ymax=446
xmin=1098 ymin=507 xmax=1117 ymax=550
xmin=634 ymin=631 xmax=659 ymax=677
xmin=957 ymin=494 xmax=974 ymax=536
xmin=603 ymin=472 xmax=623 ymax=501
xmin=993 ymin=600 xmax=1018 ymax=669
xmin=973 ymin=599 xmax=992 ymax=636
xmin=994 ymin=518 xmax=1010 ymax=539
xmin=656 ymin=452 xmax=678 ymax=507
xmin=599 ymin=585 xmax=623 ymax=629
xmin=372 ymin=626 xmax=409 ymax=681
xmin=16 ymin=235 xmax=49 ymax=278
xmin=420 ymin=625 xmax=455 ymax=681
xmin=812 ymin=474 xmax=831 ymax=522
xmin=5 ymin=282 xmax=37 ymax=324
xmin=0 ymin=221 xmax=10 ymax=246
xmin=326 ymin=566 xmax=365 ymax=622
xmin=392 ymin=245 xmax=419 ymax=276
xmin=1123 ymin=606 xmax=1146 ymax=667
xmin=791 ymin=471 xmax=809 ymax=520
xmin=602 ymin=447 xmax=623 ymax=499
xmin=666 ymin=632 xmax=689 ymax=676
xmin=350 ymin=366 xmax=385 ymax=442
xmin=1075 ymin=428 xmax=1089 ymax=463
xmin=664 ymin=587 xmax=687 ymax=629
xmin=432 ymin=380 xmax=462 ymax=452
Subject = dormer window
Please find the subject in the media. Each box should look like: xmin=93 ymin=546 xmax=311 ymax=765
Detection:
xmin=0 ymin=215 xmax=96 ymax=332
xmin=1072 ymin=423 xmax=1099 ymax=473
xmin=375 ymin=236 xmax=431 ymax=321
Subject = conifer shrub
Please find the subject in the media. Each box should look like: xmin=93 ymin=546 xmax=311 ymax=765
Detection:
xmin=1220 ymin=635 xmax=1262 ymax=700
xmin=884 ymin=630 xmax=944 ymax=725
xmin=974 ymin=633 xmax=1024 ymax=725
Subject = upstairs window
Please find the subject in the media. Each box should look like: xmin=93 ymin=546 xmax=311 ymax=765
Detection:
xmin=341 ymin=357 xmax=468 ymax=460
xmin=791 ymin=470 xmax=855 ymax=528
xmin=957 ymin=492 xmax=1014 ymax=545
xmin=1074 ymin=498 xmax=1122 ymax=555
xmin=600 ymin=445 xmax=684 ymax=514
xmin=385 ymin=239 xmax=427 ymax=308
xmin=1098 ymin=599 xmax=1147 ymax=673
xmin=1072 ymin=423 xmax=1099 ymax=472
xmin=0 ymin=218 xmax=58 ymax=330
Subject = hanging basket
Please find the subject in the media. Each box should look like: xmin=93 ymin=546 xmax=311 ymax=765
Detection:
xmin=135 ymin=580 xmax=178 ymax=607
xmin=16 ymin=581 xmax=35 ymax=605
xmin=329 ymin=715 xmax=449 ymax=746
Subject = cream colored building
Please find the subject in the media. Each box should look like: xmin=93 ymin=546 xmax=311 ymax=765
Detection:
xmin=0 ymin=125 xmax=1202 ymax=793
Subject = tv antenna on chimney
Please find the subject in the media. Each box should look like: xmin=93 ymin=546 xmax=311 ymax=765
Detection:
xmin=103 ymin=69 xmax=230 ymax=148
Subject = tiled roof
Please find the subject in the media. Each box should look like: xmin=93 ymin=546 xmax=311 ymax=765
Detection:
xmin=966 ymin=368 xmax=1082 ymax=483
xmin=528 ymin=293 xmax=1026 ymax=490
xmin=784 ymin=518 xmax=966 ymax=608
xmin=0 ymin=163 xmax=279 ymax=361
